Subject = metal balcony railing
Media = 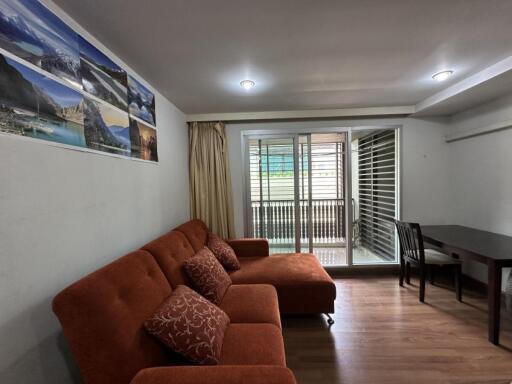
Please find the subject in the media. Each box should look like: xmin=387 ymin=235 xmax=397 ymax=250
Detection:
xmin=251 ymin=198 xmax=345 ymax=246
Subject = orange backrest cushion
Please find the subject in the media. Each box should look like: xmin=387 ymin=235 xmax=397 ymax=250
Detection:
xmin=52 ymin=250 xmax=175 ymax=384
xmin=142 ymin=230 xmax=195 ymax=288
xmin=173 ymin=219 xmax=209 ymax=252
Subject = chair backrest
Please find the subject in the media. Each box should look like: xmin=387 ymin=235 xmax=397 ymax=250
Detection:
xmin=394 ymin=220 xmax=425 ymax=264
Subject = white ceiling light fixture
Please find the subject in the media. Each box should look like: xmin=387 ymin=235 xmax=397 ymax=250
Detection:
xmin=240 ymin=79 xmax=255 ymax=90
xmin=432 ymin=70 xmax=454 ymax=82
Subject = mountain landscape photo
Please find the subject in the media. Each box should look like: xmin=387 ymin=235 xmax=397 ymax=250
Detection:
xmin=0 ymin=53 xmax=85 ymax=147
xmin=129 ymin=118 xmax=158 ymax=162
xmin=127 ymin=75 xmax=156 ymax=126
xmin=0 ymin=0 xmax=81 ymax=88
xmin=78 ymin=35 xmax=128 ymax=111
xmin=84 ymin=98 xmax=130 ymax=155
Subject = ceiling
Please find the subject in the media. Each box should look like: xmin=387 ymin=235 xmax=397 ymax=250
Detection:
xmin=54 ymin=0 xmax=512 ymax=115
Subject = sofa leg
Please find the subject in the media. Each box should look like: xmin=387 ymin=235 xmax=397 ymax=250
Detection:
xmin=325 ymin=313 xmax=335 ymax=325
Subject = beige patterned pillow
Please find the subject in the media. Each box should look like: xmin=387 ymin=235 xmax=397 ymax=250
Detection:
xmin=144 ymin=285 xmax=230 ymax=365
xmin=207 ymin=233 xmax=240 ymax=271
xmin=183 ymin=247 xmax=232 ymax=305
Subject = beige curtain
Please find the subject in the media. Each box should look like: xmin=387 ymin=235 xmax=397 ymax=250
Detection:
xmin=189 ymin=121 xmax=235 ymax=238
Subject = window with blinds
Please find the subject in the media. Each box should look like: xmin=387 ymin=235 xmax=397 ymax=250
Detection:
xmin=358 ymin=130 xmax=397 ymax=260
xmin=248 ymin=138 xmax=296 ymax=241
xmin=301 ymin=134 xmax=345 ymax=245
xmin=247 ymin=134 xmax=346 ymax=256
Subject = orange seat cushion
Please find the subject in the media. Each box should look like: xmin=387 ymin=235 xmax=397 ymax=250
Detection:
xmin=131 ymin=366 xmax=297 ymax=384
xmin=219 ymin=284 xmax=281 ymax=329
xmin=220 ymin=324 xmax=286 ymax=366
xmin=229 ymin=254 xmax=336 ymax=314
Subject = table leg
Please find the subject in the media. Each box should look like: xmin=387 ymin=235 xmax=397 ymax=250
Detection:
xmin=399 ymin=256 xmax=405 ymax=287
xmin=488 ymin=261 xmax=502 ymax=345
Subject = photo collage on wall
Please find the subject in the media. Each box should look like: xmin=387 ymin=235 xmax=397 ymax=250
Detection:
xmin=0 ymin=0 xmax=158 ymax=162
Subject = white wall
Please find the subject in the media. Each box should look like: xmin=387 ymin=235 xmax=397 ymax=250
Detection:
xmin=226 ymin=117 xmax=451 ymax=238
xmin=447 ymin=93 xmax=512 ymax=288
xmin=0 ymin=2 xmax=189 ymax=383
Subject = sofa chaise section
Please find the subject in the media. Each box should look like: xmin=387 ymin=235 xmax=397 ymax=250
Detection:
xmin=174 ymin=219 xmax=336 ymax=315
xmin=229 ymin=254 xmax=336 ymax=314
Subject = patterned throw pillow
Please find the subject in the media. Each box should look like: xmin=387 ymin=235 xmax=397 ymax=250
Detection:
xmin=207 ymin=233 xmax=240 ymax=271
xmin=183 ymin=247 xmax=232 ymax=305
xmin=144 ymin=285 xmax=230 ymax=365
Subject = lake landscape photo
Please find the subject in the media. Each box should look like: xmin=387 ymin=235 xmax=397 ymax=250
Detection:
xmin=84 ymin=98 xmax=130 ymax=156
xmin=0 ymin=0 xmax=81 ymax=88
xmin=127 ymin=75 xmax=156 ymax=126
xmin=0 ymin=54 xmax=85 ymax=147
xmin=78 ymin=35 xmax=127 ymax=111
xmin=129 ymin=118 xmax=158 ymax=162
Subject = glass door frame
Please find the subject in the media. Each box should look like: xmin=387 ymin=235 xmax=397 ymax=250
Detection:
xmin=241 ymin=125 xmax=401 ymax=268
xmin=243 ymin=133 xmax=302 ymax=253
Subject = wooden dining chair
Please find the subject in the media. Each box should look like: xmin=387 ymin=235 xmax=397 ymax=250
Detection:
xmin=395 ymin=220 xmax=462 ymax=303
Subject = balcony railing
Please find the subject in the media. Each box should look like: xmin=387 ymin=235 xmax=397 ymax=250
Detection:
xmin=251 ymin=198 xmax=345 ymax=245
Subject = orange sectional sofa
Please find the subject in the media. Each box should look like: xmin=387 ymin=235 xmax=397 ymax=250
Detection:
xmin=171 ymin=220 xmax=337 ymax=315
xmin=52 ymin=219 xmax=336 ymax=383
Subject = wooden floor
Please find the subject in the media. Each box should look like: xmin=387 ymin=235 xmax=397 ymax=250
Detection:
xmin=282 ymin=276 xmax=512 ymax=384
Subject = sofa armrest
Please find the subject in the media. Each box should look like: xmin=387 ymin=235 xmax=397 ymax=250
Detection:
xmin=130 ymin=365 xmax=296 ymax=384
xmin=226 ymin=238 xmax=269 ymax=257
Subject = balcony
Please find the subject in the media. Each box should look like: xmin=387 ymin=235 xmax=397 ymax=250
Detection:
xmin=251 ymin=198 xmax=345 ymax=265
xmin=251 ymin=198 xmax=391 ymax=265
xmin=251 ymin=198 xmax=345 ymax=243
xmin=247 ymin=131 xmax=397 ymax=266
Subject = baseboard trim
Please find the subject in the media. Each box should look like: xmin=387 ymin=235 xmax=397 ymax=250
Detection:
xmin=326 ymin=264 xmax=399 ymax=277
xmin=326 ymin=267 xmax=509 ymax=303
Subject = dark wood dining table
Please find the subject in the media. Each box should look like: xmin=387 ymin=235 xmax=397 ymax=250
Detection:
xmin=421 ymin=225 xmax=512 ymax=345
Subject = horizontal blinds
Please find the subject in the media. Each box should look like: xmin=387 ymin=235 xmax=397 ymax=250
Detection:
xmin=248 ymin=135 xmax=345 ymax=246
xmin=299 ymin=137 xmax=345 ymax=243
xmin=249 ymin=139 xmax=295 ymax=201
xmin=249 ymin=138 xmax=295 ymax=240
xmin=358 ymin=130 xmax=396 ymax=260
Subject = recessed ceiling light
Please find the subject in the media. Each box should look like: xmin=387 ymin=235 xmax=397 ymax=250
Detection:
xmin=432 ymin=70 xmax=454 ymax=82
xmin=240 ymin=79 xmax=255 ymax=90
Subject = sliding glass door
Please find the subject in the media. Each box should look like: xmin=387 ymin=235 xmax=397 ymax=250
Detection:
xmin=246 ymin=133 xmax=348 ymax=265
xmin=245 ymin=127 xmax=399 ymax=267
xmin=248 ymin=136 xmax=298 ymax=252
xmin=297 ymin=133 xmax=347 ymax=265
